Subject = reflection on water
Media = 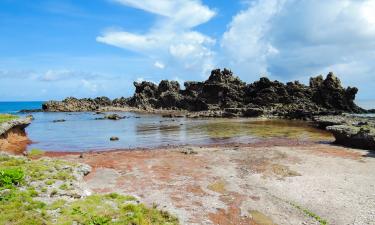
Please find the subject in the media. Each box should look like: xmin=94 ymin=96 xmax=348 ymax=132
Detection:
xmin=24 ymin=112 xmax=333 ymax=152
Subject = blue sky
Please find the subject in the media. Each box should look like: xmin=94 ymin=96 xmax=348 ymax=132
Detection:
xmin=1 ymin=0 xmax=375 ymax=102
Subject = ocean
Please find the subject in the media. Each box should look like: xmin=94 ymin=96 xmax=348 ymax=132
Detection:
xmin=0 ymin=101 xmax=44 ymax=114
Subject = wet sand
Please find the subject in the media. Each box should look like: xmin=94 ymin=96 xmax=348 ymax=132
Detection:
xmin=48 ymin=140 xmax=375 ymax=225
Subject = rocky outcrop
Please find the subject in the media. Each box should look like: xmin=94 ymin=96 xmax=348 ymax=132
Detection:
xmin=41 ymin=68 xmax=364 ymax=119
xmin=327 ymin=125 xmax=375 ymax=150
xmin=0 ymin=117 xmax=32 ymax=153
xmin=314 ymin=115 xmax=375 ymax=150
xmin=42 ymin=97 xmax=112 ymax=112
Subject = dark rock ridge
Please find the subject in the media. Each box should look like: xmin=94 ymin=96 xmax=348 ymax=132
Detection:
xmin=42 ymin=68 xmax=364 ymax=118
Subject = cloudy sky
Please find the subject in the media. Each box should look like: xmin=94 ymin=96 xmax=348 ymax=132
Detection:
xmin=1 ymin=0 xmax=375 ymax=102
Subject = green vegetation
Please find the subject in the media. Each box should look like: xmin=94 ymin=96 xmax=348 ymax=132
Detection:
xmin=270 ymin=194 xmax=328 ymax=225
xmin=0 ymin=167 xmax=24 ymax=189
xmin=28 ymin=149 xmax=45 ymax=158
xmin=57 ymin=194 xmax=179 ymax=225
xmin=0 ymin=114 xmax=19 ymax=123
xmin=289 ymin=202 xmax=328 ymax=225
xmin=0 ymin=154 xmax=179 ymax=225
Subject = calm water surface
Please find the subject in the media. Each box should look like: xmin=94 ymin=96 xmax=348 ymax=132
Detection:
xmin=0 ymin=102 xmax=348 ymax=152
xmin=23 ymin=112 xmax=334 ymax=152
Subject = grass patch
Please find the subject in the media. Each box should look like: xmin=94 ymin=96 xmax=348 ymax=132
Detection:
xmin=0 ymin=114 xmax=19 ymax=123
xmin=0 ymin=154 xmax=180 ymax=225
xmin=57 ymin=194 xmax=178 ymax=225
xmin=0 ymin=189 xmax=48 ymax=225
xmin=28 ymin=149 xmax=45 ymax=158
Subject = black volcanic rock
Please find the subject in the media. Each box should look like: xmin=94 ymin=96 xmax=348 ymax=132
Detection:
xmin=42 ymin=68 xmax=364 ymax=119
xmin=200 ymin=68 xmax=246 ymax=108
xmin=310 ymin=73 xmax=362 ymax=113
xmin=127 ymin=81 xmax=159 ymax=109
xmin=94 ymin=96 xmax=112 ymax=106
xmin=112 ymin=97 xmax=129 ymax=107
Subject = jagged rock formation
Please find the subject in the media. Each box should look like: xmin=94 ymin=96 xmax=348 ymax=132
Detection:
xmin=42 ymin=68 xmax=364 ymax=118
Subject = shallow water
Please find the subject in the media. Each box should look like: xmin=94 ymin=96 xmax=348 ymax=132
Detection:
xmin=24 ymin=112 xmax=333 ymax=152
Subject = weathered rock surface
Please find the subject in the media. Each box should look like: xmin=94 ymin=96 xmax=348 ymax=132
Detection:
xmin=314 ymin=115 xmax=375 ymax=150
xmin=110 ymin=136 xmax=119 ymax=141
xmin=105 ymin=114 xmax=125 ymax=120
xmin=0 ymin=117 xmax=32 ymax=153
xmin=42 ymin=97 xmax=112 ymax=112
xmin=327 ymin=125 xmax=375 ymax=150
xmin=0 ymin=117 xmax=32 ymax=137
xmin=42 ymin=68 xmax=364 ymax=119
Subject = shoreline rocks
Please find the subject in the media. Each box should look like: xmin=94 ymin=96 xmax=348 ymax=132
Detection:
xmin=314 ymin=115 xmax=375 ymax=150
xmin=41 ymin=69 xmax=365 ymax=120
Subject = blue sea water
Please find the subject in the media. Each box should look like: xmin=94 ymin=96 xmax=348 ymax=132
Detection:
xmin=0 ymin=101 xmax=43 ymax=114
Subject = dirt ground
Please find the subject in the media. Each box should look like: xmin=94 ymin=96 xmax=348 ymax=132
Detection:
xmin=50 ymin=140 xmax=375 ymax=225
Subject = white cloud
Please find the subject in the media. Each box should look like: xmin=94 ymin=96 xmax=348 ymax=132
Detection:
xmin=154 ymin=61 xmax=165 ymax=69
xmin=97 ymin=0 xmax=216 ymax=79
xmin=112 ymin=0 xmax=215 ymax=28
xmin=81 ymin=79 xmax=98 ymax=93
xmin=40 ymin=69 xmax=102 ymax=82
xmin=220 ymin=0 xmax=375 ymax=99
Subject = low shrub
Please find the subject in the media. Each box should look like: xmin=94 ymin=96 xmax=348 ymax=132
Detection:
xmin=0 ymin=168 xmax=24 ymax=189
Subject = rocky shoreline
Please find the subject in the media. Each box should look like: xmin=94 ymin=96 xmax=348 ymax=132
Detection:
xmin=20 ymin=68 xmax=375 ymax=151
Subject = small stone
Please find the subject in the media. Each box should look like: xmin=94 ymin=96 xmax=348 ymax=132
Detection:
xmin=110 ymin=136 xmax=119 ymax=141
xmin=180 ymin=148 xmax=198 ymax=155
xmin=52 ymin=119 xmax=66 ymax=123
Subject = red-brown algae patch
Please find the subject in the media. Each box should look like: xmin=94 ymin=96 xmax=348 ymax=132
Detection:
xmin=208 ymin=193 xmax=255 ymax=225
xmin=308 ymin=145 xmax=364 ymax=160
xmin=48 ymin=143 xmax=375 ymax=225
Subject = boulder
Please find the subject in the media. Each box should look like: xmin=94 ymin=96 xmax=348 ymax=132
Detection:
xmin=327 ymin=125 xmax=375 ymax=150
xmin=110 ymin=136 xmax=119 ymax=141
xmin=104 ymin=114 xmax=125 ymax=120
xmin=242 ymin=108 xmax=264 ymax=117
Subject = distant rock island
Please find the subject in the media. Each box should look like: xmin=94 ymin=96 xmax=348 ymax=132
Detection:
xmin=42 ymin=68 xmax=365 ymax=119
